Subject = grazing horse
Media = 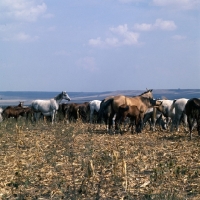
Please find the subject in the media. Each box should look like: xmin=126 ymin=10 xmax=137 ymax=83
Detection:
xmin=2 ymin=102 xmax=27 ymax=121
xmin=156 ymin=99 xmax=175 ymax=130
xmin=65 ymin=102 xmax=89 ymax=122
xmin=143 ymin=107 xmax=167 ymax=131
xmin=185 ymin=98 xmax=200 ymax=139
xmin=169 ymin=98 xmax=189 ymax=132
xmin=88 ymin=100 xmax=101 ymax=123
xmin=32 ymin=91 xmax=71 ymax=124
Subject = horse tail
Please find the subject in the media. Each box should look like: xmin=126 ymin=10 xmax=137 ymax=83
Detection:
xmin=169 ymin=99 xmax=176 ymax=113
xmin=118 ymin=105 xmax=129 ymax=112
xmin=98 ymin=98 xmax=114 ymax=119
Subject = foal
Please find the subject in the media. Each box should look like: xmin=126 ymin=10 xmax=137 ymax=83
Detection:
xmin=117 ymin=104 xmax=143 ymax=133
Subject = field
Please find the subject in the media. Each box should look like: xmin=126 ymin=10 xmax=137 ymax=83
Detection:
xmin=0 ymin=118 xmax=200 ymax=200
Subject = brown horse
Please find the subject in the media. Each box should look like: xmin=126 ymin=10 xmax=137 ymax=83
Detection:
xmin=118 ymin=104 xmax=142 ymax=133
xmin=100 ymin=89 xmax=162 ymax=132
xmin=185 ymin=98 xmax=200 ymax=139
xmin=98 ymin=90 xmax=154 ymax=130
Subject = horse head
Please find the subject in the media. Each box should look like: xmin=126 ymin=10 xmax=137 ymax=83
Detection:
xmin=62 ymin=91 xmax=71 ymax=101
xmin=140 ymin=89 xmax=153 ymax=99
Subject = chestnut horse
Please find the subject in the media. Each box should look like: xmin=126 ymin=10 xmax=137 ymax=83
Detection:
xmin=185 ymin=98 xmax=200 ymax=139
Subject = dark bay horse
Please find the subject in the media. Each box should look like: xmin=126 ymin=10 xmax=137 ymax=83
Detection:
xmin=185 ymin=98 xmax=200 ymax=139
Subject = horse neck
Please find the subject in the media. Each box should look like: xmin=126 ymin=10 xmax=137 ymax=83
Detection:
xmin=140 ymin=97 xmax=152 ymax=107
xmin=54 ymin=94 xmax=63 ymax=104
xmin=141 ymin=92 xmax=152 ymax=99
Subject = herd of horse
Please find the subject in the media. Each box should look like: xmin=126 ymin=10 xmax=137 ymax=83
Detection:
xmin=0 ymin=90 xmax=200 ymax=139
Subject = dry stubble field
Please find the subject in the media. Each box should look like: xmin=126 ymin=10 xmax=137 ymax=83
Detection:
xmin=0 ymin=118 xmax=200 ymax=200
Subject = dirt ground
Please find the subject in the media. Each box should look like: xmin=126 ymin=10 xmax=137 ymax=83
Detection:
xmin=0 ymin=119 xmax=200 ymax=199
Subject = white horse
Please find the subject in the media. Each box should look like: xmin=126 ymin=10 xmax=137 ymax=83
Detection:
xmin=169 ymin=98 xmax=189 ymax=132
xmin=0 ymin=107 xmax=3 ymax=122
xmin=156 ymin=99 xmax=175 ymax=130
xmin=32 ymin=91 xmax=71 ymax=124
xmin=88 ymin=100 xmax=101 ymax=123
xmin=156 ymin=98 xmax=189 ymax=132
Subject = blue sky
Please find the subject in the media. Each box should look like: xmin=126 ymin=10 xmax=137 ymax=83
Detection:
xmin=0 ymin=0 xmax=199 ymax=92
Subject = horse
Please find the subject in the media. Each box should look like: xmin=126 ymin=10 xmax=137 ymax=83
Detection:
xmin=2 ymin=102 xmax=27 ymax=121
xmin=65 ymin=102 xmax=89 ymax=122
xmin=169 ymin=98 xmax=189 ymax=132
xmin=115 ymin=96 xmax=162 ymax=133
xmin=185 ymin=98 xmax=200 ymax=139
xmin=88 ymin=100 xmax=101 ymax=123
xmin=0 ymin=107 xmax=3 ymax=122
xmin=118 ymin=104 xmax=142 ymax=133
xmin=156 ymin=99 xmax=175 ymax=130
xmin=100 ymin=89 xmax=162 ymax=133
xmin=97 ymin=96 xmax=115 ymax=129
xmin=156 ymin=98 xmax=188 ymax=132
xmin=98 ymin=89 xmax=154 ymax=131
xmin=143 ymin=108 xmax=167 ymax=131
xmin=32 ymin=91 xmax=71 ymax=124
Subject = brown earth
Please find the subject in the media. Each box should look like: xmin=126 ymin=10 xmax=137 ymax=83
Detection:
xmin=0 ymin=118 xmax=200 ymax=199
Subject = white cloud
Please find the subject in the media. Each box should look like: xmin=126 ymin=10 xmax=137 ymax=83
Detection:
xmin=153 ymin=0 xmax=200 ymax=10
xmin=172 ymin=35 xmax=187 ymax=40
xmin=134 ymin=18 xmax=177 ymax=31
xmin=3 ymin=32 xmax=39 ymax=42
xmin=76 ymin=57 xmax=98 ymax=72
xmin=89 ymin=24 xmax=139 ymax=48
xmin=133 ymin=23 xmax=153 ymax=31
xmin=154 ymin=19 xmax=176 ymax=30
xmin=0 ymin=0 xmax=47 ymax=22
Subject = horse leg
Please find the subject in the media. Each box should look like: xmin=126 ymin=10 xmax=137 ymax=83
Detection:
xmin=51 ymin=110 xmax=56 ymax=124
xmin=151 ymin=108 xmax=157 ymax=131
xmin=135 ymin=117 xmax=141 ymax=133
xmin=187 ymin=115 xmax=193 ymax=139
xmin=138 ymin=113 xmax=144 ymax=132
xmin=90 ymin=110 xmax=93 ymax=123
xmin=108 ymin=113 xmax=115 ymax=134
xmin=114 ymin=114 xmax=122 ymax=134
xmin=175 ymin=113 xmax=183 ymax=132
xmin=197 ymin=117 xmax=200 ymax=136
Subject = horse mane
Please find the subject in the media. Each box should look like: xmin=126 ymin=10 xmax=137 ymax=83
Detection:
xmin=54 ymin=93 xmax=62 ymax=100
xmin=139 ymin=89 xmax=153 ymax=96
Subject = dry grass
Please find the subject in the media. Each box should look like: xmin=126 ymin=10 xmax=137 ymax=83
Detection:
xmin=0 ymin=118 xmax=200 ymax=200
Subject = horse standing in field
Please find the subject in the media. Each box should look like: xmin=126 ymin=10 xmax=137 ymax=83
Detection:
xmin=88 ymin=100 xmax=101 ymax=123
xmin=143 ymin=107 xmax=167 ymax=131
xmin=185 ymin=98 xmax=200 ymax=139
xmin=2 ymin=101 xmax=27 ymax=121
xmin=32 ymin=91 xmax=71 ymax=124
xmin=99 ymin=89 xmax=162 ymax=133
xmin=97 ymin=96 xmax=115 ymax=129
xmin=0 ymin=107 xmax=3 ymax=122
xmin=118 ymin=104 xmax=142 ymax=133
xmin=169 ymin=98 xmax=189 ymax=132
